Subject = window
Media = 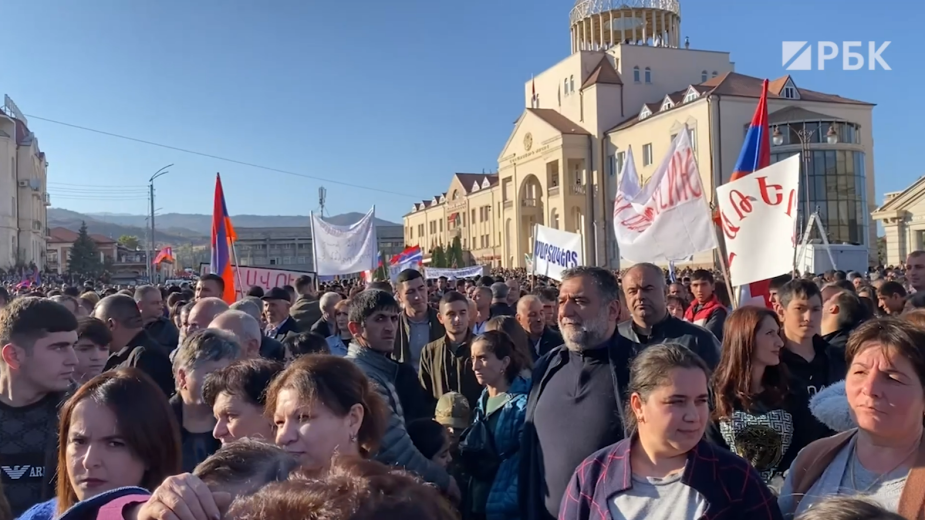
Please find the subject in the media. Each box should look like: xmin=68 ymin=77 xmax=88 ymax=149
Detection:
xmin=684 ymin=89 xmax=699 ymax=103
xmin=616 ymin=151 xmax=625 ymax=174
xmin=569 ymin=75 xmax=575 ymax=92
xmin=689 ymin=128 xmax=697 ymax=151
xmin=701 ymin=70 xmax=708 ymax=82
xmin=644 ymin=67 xmax=652 ymax=84
xmin=712 ymin=71 xmax=718 ymax=78
xmin=661 ymin=99 xmax=673 ymax=111
xmin=639 ymin=106 xmax=651 ymax=120
xmin=633 ymin=66 xmax=640 ymax=82
xmin=564 ymin=78 xmax=569 ymax=95
xmin=642 ymin=143 xmax=654 ymax=166
xmin=471 ymin=209 xmax=476 ymax=224
xmin=783 ymin=86 xmax=796 ymax=99
xmin=607 ymin=154 xmax=615 ymax=177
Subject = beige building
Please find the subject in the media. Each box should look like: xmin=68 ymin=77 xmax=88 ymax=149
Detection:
xmin=405 ymin=0 xmax=877 ymax=268
xmin=0 ymin=96 xmax=50 ymax=271
xmin=872 ymin=177 xmax=925 ymax=266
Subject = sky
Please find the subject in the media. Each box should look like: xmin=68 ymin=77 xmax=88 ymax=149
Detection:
xmin=3 ymin=0 xmax=920 ymax=225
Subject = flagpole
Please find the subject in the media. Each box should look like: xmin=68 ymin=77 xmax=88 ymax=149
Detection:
xmin=229 ymin=239 xmax=245 ymax=302
xmin=309 ymin=211 xmax=319 ymax=291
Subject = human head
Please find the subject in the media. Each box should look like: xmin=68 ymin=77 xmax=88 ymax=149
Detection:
xmin=793 ymin=496 xmax=904 ymax=520
xmin=472 ymin=285 xmax=492 ymax=313
xmin=877 ymin=281 xmax=907 ymax=315
xmin=490 ymin=282 xmax=509 ymax=303
xmin=294 ymin=275 xmax=316 ymax=298
xmin=776 ymin=279 xmax=823 ymax=342
xmin=266 ymin=355 xmax=388 ymax=469
xmin=667 ymin=282 xmax=686 ymax=299
xmin=505 ymin=277 xmax=520 ymax=305
xmin=187 ymin=297 xmax=231 ymax=334
xmin=173 ymin=329 xmax=243 ymax=406
xmin=821 ymin=280 xmax=855 ymax=303
xmin=229 ymin=298 xmax=262 ymax=323
xmin=622 ymin=263 xmax=668 ymax=328
xmin=245 ymin=286 xmax=265 ymax=298
xmin=0 ymin=297 xmax=78 ymax=394
xmin=846 ymin=318 xmax=925 ymax=443
xmin=56 ymin=368 xmax=181 ymax=513
xmin=407 ymin=419 xmax=452 ymax=469
xmin=666 ymin=294 xmax=685 ymax=319
xmin=768 ymin=274 xmax=793 ymax=311
xmin=196 ymin=274 xmax=225 ymax=300
xmin=91 ymin=294 xmax=145 ymax=350
xmin=821 ymin=290 xmax=870 ymax=336
xmin=689 ymin=269 xmax=715 ymax=303
xmin=203 ymin=359 xmax=284 ymax=445
xmin=395 ymin=269 xmax=427 ymax=315
xmin=347 ymin=290 xmax=401 ymax=353
xmin=282 ymin=332 xmax=331 ymax=362
xmin=334 ymin=299 xmax=352 ymax=335
xmin=905 ymin=251 xmax=925 ymax=292
xmin=559 ymin=267 xmax=621 ymax=351
xmin=516 ymin=294 xmax=545 ymax=339
xmin=434 ymin=391 xmax=470 ymax=436
xmin=437 ymin=291 xmax=470 ymax=340
xmin=366 ymin=281 xmax=393 ymax=294
xmin=471 ymin=330 xmax=525 ymax=388
xmin=712 ymin=307 xmax=786 ymax=420
xmin=485 ymin=315 xmax=534 ymax=372
xmin=193 ymin=438 xmax=299 ymax=500
xmin=533 ymin=287 xmax=559 ymax=327
xmin=50 ymin=295 xmax=80 ymax=316
xmin=133 ymin=285 xmax=164 ymax=325
xmin=209 ymin=310 xmax=263 ymax=359
xmin=262 ymin=287 xmax=293 ymax=326
xmin=74 ymin=317 xmax=112 ymax=384
xmin=626 ymin=344 xmax=711 ymax=458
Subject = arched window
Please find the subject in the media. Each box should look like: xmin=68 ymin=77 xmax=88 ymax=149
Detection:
xmin=569 ymin=75 xmax=575 ymax=92
xmin=701 ymin=70 xmax=708 ymax=82
xmin=633 ymin=66 xmax=640 ymax=83
xmin=712 ymin=71 xmax=718 ymax=78
xmin=644 ymin=67 xmax=652 ymax=83
xmin=564 ymin=78 xmax=569 ymax=95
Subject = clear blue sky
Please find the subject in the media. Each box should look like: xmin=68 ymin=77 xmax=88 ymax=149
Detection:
xmin=4 ymin=0 xmax=919 ymax=224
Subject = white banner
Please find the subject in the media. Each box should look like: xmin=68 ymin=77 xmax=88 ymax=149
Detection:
xmin=424 ymin=266 xmax=485 ymax=280
xmin=717 ymin=154 xmax=800 ymax=287
xmin=613 ymin=130 xmax=717 ymax=263
xmin=199 ymin=263 xmax=315 ymax=301
xmin=310 ymin=207 xmax=378 ymax=276
xmin=533 ymin=225 xmax=583 ymax=281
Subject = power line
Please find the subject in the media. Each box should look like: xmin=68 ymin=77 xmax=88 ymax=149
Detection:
xmin=50 ymin=188 xmax=149 ymax=195
xmin=48 ymin=181 xmax=146 ymax=188
xmin=26 ymin=113 xmax=421 ymax=199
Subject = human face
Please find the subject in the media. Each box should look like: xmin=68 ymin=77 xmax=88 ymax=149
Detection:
xmin=540 ymin=300 xmax=557 ymax=327
xmin=66 ymin=400 xmax=146 ymax=502
xmin=431 ymin=432 xmax=452 ymax=469
xmin=471 ymin=339 xmax=510 ymax=388
xmin=689 ymin=279 xmax=714 ymax=303
xmin=622 ymin=268 xmax=667 ymax=326
xmin=334 ymin=307 xmax=349 ymax=333
xmin=906 ymin=254 xmax=925 ymax=290
xmin=263 ymin=299 xmax=290 ymax=325
xmin=668 ymin=283 xmax=685 ymax=298
xmin=878 ymin=293 xmax=905 ymax=315
xmin=777 ymin=295 xmax=822 ymax=342
xmin=558 ymin=276 xmax=619 ymax=351
xmin=847 ymin=344 xmax=925 ymax=441
xmin=632 ymin=368 xmax=709 ymax=456
xmin=195 ymin=280 xmax=221 ymax=300
xmin=321 ymin=294 xmax=342 ymax=320
xmin=348 ymin=310 xmax=399 ymax=353
xmin=74 ymin=338 xmax=109 ymax=384
xmin=667 ymin=300 xmax=684 ymax=319
xmin=138 ymin=291 xmax=163 ymax=323
xmin=273 ymin=388 xmax=361 ymax=470
xmin=753 ymin=316 xmax=784 ymax=368
xmin=179 ymin=359 xmax=236 ymax=406
xmin=517 ymin=299 xmax=545 ymax=338
xmin=473 ymin=287 xmax=491 ymax=311
xmin=505 ymin=280 xmax=520 ymax=305
xmin=438 ymin=300 xmax=470 ymax=339
xmin=212 ymin=391 xmax=274 ymax=445
xmin=8 ymin=331 xmax=79 ymax=393
xmin=398 ymin=278 xmax=428 ymax=314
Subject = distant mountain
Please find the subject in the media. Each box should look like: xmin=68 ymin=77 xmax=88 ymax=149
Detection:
xmin=47 ymin=208 xmax=206 ymax=246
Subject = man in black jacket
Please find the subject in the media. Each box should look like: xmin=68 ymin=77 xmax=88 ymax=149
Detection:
xmin=135 ymin=285 xmax=180 ymax=350
xmin=618 ymin=263 xmax=721 ymax=369
xmin=289 ymin=275 xmax=322 ymax=331
xmin=820 ymin=289 xmax=870 ymax=352
xmin=262 ymin=287 xmax=301 ymax=341
xmin=516 ymin=295 xmax=562 ymax=360
xmin=488 ymin=282 xmax=515 ymax=318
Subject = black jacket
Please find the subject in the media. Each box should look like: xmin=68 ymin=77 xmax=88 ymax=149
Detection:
xmin=530 ymin=327 xmax=563 ymax=361
xmin=267 ymin=316 xmax=301 ymax=341
xmin=260 ymin=335 xmax=286 ymax=361
xmin=310 ymin=317 xmax=334 ymax=338
xmin=104 ymin=330 xmax=175 ymax=396
xmin=617 ymin=314 xmax=721 ymax=369
xmin=780 ymin=335 xmax=847 ymax=397
xmin=822 ymin=328 xmax=850 ymax=353
xmin=145 ymin=316 xmax=180 ymax=350
xmin=489 ymin=302 xmax=515 ymax=318
xmin=519 ymin=328 xmax=641 ymax=520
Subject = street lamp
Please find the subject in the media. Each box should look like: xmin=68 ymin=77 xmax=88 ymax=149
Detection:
xmin=771 ymin=124 xmax=839 ymax=239
xmin=148 ymin=164 xmax=173 ymax=283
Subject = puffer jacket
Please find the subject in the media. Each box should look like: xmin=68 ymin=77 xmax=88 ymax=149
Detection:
xmin=473 ymin=376 xmax=530 ymax=520
xmin=345 ymin=343 xmax=451 ymax=491
xmin=808 ymin=380 xmax=856 ymax=432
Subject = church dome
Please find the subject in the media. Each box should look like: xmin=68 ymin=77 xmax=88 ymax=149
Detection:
xmin=570 ymin=0 xmax=682 ymax=52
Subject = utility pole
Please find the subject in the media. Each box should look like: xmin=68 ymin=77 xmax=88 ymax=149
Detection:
xmin=149 ymin=164 xmax=173 ymax=284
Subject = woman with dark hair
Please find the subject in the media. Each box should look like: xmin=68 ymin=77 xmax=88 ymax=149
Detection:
xmin=484 ymin=316 xmax=533 ymax=377
xmin=281 ymin=332 xmax=330 ymax=363
xmin=560 ymin=344 xmax=782 ymax=520
xmin=267 ymin=354 xmax=389 ymax=471
xmin=19 ymin=368 xmax=181 ymax=520
xmin=709 ymin=306 xmax=821 ymax=491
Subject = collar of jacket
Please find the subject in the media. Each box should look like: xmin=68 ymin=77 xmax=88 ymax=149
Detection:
xmin=685 ymin=294 xmax=723 ymax=321
xmin=347 ymin=343 xmax=399 ymax=376
xmin=444 ymin=331 xmax=473 ymax=356
xmin=619 ymin=313 xmax=677 ymax=341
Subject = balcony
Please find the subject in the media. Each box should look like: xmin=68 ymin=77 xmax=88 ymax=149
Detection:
xmin=32 ymin=220 xmax=42 ymax=231
xmin=569 ymin=184 xmax=599 ymax=196
xmin=548 ymin=186 xmax=560 ymax=197
xmin=521 ymin=198 xmax=539 ymax=208
xmin=503 ymin=200 xmax=513 ymax=210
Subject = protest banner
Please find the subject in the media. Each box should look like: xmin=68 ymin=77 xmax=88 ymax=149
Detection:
xmin=716 ymin=154 xmax=800 ymax=287
xmin=200 ymin=263 xmax=316 ymax=301
xmin=310 ymin=207 xmax=378 ymax=276
xmin=613 ymin=129 xmax=717 ymax=262
xmin=533 ymin=225 xmax=583 ymax=281
xmin=424 ymin=266 xmax=485 ymax=280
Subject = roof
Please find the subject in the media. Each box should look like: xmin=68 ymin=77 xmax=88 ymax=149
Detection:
xmin=873 ymin=175 xmax=925 ymax=215
xmin=454 ymin=173 xmax=499 ymax=195
xmin=527 ymin=108 xmax=591 ymax=135
xmin=48 ymin=227 xmax=117 ymax=245
xmin=581 ymin=57 xmax=623 ymax=89
xmin=607 ymin=72 xmax=873 ymax=133
xmin=768 ymin=106 xmax=844 ymax=125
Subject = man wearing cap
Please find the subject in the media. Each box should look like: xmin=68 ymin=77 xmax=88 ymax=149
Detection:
xmin=435 ymin=391 xmax=471 ymax=443
xmin=262 ymin=287 xmax=300 ymax=341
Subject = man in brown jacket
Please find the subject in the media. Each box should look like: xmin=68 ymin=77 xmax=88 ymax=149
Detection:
xmin=289 ymin=275 xmax=321 ymax=332
xmin=392 ymin=269 xmax=444 ymax=370
xmin=419 ymin=291 xmax=482 ymax=408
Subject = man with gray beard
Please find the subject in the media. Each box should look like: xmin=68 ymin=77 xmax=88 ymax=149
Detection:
xmin=519 ymin=267 xmax=642 ymax=520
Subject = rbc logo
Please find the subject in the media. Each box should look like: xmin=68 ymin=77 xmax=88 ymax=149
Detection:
xmin=782 ymin=41 xmax=892 ymax=71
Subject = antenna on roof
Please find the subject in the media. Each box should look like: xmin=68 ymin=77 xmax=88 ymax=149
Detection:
xmin=318 ymin=187 xmax=327 ymax=217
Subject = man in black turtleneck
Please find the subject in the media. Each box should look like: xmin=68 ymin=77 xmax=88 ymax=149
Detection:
xmin=520 ymin=267 xmax=642 ymax=520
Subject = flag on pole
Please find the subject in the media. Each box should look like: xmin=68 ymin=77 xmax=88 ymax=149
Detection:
xmin=729 ymin=79 xmax=773 ymax=308
xmin=210 ymin=173 xmax=238 ymax=304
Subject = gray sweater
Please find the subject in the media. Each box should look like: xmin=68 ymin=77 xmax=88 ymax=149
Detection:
xmin=346 ymin=343 xmax=451 ymax=490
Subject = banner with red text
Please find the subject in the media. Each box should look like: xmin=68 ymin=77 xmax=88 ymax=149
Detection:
xmin=200 ymin=263 xmax=316 ymax=301
xmin=716 ymin=154 xmax=800 ymax=287
xmin=613 ymin=129 xmax=717 ymax=263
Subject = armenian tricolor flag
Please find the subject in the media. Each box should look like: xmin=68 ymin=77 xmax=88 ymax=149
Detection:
xmin=210 ymin=173 xmax=238 ymax=303
xmin=152 ymin=247 xmax=175 ymax=265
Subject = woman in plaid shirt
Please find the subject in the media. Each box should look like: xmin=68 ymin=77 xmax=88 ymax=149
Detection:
xmin=559 ymin=344 xmax=782 ymax=520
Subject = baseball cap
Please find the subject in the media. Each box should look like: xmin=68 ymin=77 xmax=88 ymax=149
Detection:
xmin=435 ymin=392 xmax=470 ymax=430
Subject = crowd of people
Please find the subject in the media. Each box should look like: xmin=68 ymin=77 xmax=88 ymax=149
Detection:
xmin=0 ymin=253 xmax=924 ymax=520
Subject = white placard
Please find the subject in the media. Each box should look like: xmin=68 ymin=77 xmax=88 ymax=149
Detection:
xmin=533 ymin=225 xmax=584 ymax=281
xmin=716 ymin=155 xmax=800 ymax=287
xmin=424 ymin=266 xmax=485 ymax=280
xmin=310 ymin=207 xmax=378 ymax=276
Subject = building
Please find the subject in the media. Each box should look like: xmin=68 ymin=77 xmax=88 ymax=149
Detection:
xmin=404 ymin=0 xmax=877 ymax=268
xmin=0 ymin=95 xmax=50 ymax=271
xmin=46 ymin=227 xmax=118 ymax=274
xmin=234 ymin=224 xmax=405 ymax=272
xmin=872 ymin=176 xmax=925 ymax=266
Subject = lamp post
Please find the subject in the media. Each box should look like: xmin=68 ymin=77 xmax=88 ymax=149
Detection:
xmin=148 ymin=164 xmax=173 ymax=283
xmin=771 ymin=124 xmax=838 ymax=239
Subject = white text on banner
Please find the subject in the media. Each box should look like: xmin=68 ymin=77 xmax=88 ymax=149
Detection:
xmin=533 ymin=225 xmax=583 ymax=281
xmin=424 ymin=266 xmax=485 ymax=280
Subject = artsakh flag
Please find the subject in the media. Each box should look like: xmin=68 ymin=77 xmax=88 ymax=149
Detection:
xmin=729 ymin=79 xmax=773 ymax=308
xmin=210 ymin=173 xmax=238 ymax=303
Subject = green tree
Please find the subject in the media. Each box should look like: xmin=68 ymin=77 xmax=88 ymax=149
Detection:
xmin=117 ymin=235 xmax=140 ymax=250
xmin=447 ymin=236 xmax=465 ymax=268
xmin=67 ymin=221 xmax=103 ymax=278
xmin=431 ymin=245 xmax=447 ymax=268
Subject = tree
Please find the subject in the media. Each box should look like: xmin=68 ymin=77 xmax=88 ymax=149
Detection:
xmin=117 ymin=235 xmax=140 ymax=250
xmin=431 ymin=245 xmax=447 ymax=268
xmin=447 ymin=236 xmax=465 ymax=268
xmin=67 ymin=221 xmax=103 ymax=278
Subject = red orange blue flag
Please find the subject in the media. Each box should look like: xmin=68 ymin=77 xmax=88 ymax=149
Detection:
xmin=210 ymin=173 xmax=237 ymax=303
